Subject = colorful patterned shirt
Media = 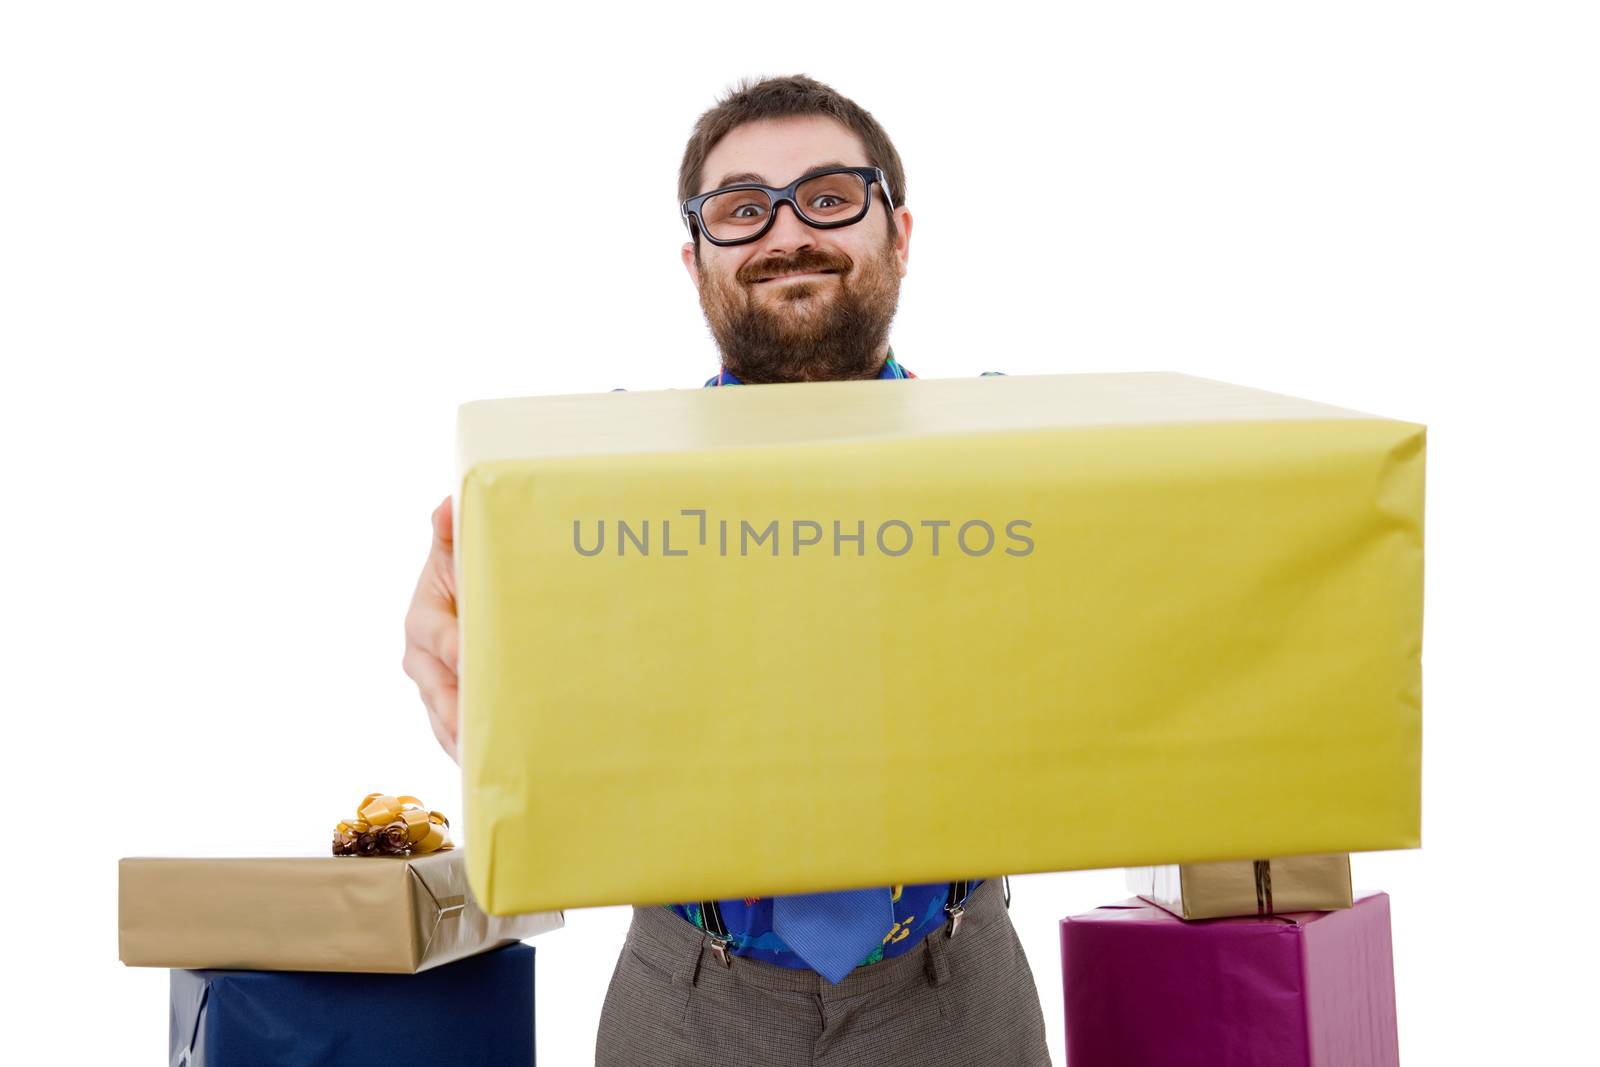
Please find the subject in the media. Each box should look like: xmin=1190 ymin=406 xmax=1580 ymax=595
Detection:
xmin=664 ymin=347 xmax=1003 ymax=972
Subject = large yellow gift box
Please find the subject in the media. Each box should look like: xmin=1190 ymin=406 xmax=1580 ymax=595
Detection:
xmin=456 ymin=372 xmax=1425 ymax=915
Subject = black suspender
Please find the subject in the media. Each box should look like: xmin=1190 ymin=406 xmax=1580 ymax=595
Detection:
xmin=943 ymin=879 xmax=972 ymax=937
xmin=699 ymin=898 xmax=734 ymax=967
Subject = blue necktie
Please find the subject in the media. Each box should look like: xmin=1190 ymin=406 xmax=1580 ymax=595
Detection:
xmin=770 ymin=887 xmax=895 ymax=984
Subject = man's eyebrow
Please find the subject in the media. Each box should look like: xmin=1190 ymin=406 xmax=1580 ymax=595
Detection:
xmin=710 ymin=161 xmax=857 ymax=191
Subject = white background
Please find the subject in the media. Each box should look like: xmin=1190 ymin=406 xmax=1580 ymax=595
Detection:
xmin=4 ymin=2 xmax=1597 ymax=1063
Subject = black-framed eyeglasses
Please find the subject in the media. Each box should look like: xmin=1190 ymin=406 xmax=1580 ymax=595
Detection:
xmin=680 ymin=165 xmax=895 ymax=247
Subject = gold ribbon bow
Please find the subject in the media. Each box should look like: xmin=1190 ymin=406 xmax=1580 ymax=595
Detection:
xmin=333 ymin=793 xmax=453 ymax=856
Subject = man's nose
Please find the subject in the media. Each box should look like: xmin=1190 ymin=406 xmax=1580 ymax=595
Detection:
xmin=761 ymin=200 xmax=816 ymax=254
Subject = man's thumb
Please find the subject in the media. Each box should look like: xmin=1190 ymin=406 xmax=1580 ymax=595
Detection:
xmin=431 ymin=495 xmax=454 ymax=549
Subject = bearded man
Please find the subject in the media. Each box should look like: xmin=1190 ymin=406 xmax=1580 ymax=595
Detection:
xmin=402 ymin=74 xmax=1053 ymax=1066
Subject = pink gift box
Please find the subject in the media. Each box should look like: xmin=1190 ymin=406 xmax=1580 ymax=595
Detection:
xmin=1059 ymin=891 xmax=1400 ymax=1066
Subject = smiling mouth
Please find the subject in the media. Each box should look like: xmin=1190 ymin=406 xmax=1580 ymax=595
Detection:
xmin=755 ymin=269 xmax=840 ymax=284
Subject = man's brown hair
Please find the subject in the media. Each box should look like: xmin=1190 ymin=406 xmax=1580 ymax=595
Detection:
xmin=678 ymin=74 xmax=906 ymax=245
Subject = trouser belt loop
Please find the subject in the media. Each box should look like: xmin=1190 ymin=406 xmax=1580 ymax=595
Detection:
xmin=924 ymin=919 xmax=954 ymax=987
xmin=690 ymin=938 xmax=707 ymax=986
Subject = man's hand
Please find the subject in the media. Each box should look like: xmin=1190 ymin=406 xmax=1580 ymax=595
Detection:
xmin=403 ymin=495 xmax=462 ymax=763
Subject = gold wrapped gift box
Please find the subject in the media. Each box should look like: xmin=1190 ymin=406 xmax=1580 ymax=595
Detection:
xmin=119 ymin=851 xmax=562 ymax=973
xmin=1128 ymin=854 xmax=1355 ymax=919
xmin=456 ymin=372 xmax=1425 ymax=915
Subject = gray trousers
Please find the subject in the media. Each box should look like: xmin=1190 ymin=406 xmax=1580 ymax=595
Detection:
xmin=595 ymin=878 xmax=1052 ymax=1065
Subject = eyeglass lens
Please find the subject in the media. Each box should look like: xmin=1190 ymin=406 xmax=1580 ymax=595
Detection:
xmin=699 ymin=172 xmax=870 ymax=242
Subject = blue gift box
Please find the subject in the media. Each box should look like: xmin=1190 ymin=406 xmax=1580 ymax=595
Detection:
xmin=169 ymin=942 xmax=534 ymax=1066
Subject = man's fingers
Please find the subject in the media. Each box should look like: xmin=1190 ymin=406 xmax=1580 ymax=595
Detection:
xmin=404 ymin=496 xmax=461 ymax=764
xmin=402 ymin=643 xmax=456 ymax=701
xmin=403 ymin=621 xmax=458 ymax=680
xmin=436 ymin=618 xmax=459 ymax=676
xmin=404 ymin=645 xmax=460 ymax=759
xmin=427 ymin=497 xmax=458 ymax=603
xmin=427 ymin=712 xmax=459 ymax=764
xmin=431 ymin=495 xmax=453 ymax=551
xmin=423 ymin=688 xmax=459 ymax=762
xmin=405 ymin=602 xmax=459 ymax=675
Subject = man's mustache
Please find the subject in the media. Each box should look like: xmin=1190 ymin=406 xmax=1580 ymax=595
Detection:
xmin=738 ymin=249 xmax=853 ymax=285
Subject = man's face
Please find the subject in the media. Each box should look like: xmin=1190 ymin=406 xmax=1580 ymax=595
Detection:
xmin=682 ymin=115 xmax=913 ymax=383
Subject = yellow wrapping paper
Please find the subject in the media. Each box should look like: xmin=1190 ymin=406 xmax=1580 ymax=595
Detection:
xmin=1127 ymin=854 xmax=1355 ymax=919
xmin=456 ymin=372 xmax=1425 ymax=915
xmin=118 ymin=851 xmax=562 ymax=973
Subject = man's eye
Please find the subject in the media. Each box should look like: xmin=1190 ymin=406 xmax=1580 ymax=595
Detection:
xmin=732 ymin=204 xmax=765 ymax=218
xmin=810 ymin=195 xmax=842 ymax=209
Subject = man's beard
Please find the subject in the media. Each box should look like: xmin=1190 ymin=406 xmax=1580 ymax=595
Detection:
xmin=697 ymin=236 xmax=902 ymax=384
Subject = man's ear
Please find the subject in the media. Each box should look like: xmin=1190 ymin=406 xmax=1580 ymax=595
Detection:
xmin=892 ymin=207 xmax=913 ymax=278
xmin=681 ymin=241 xmax=701 ymax=289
